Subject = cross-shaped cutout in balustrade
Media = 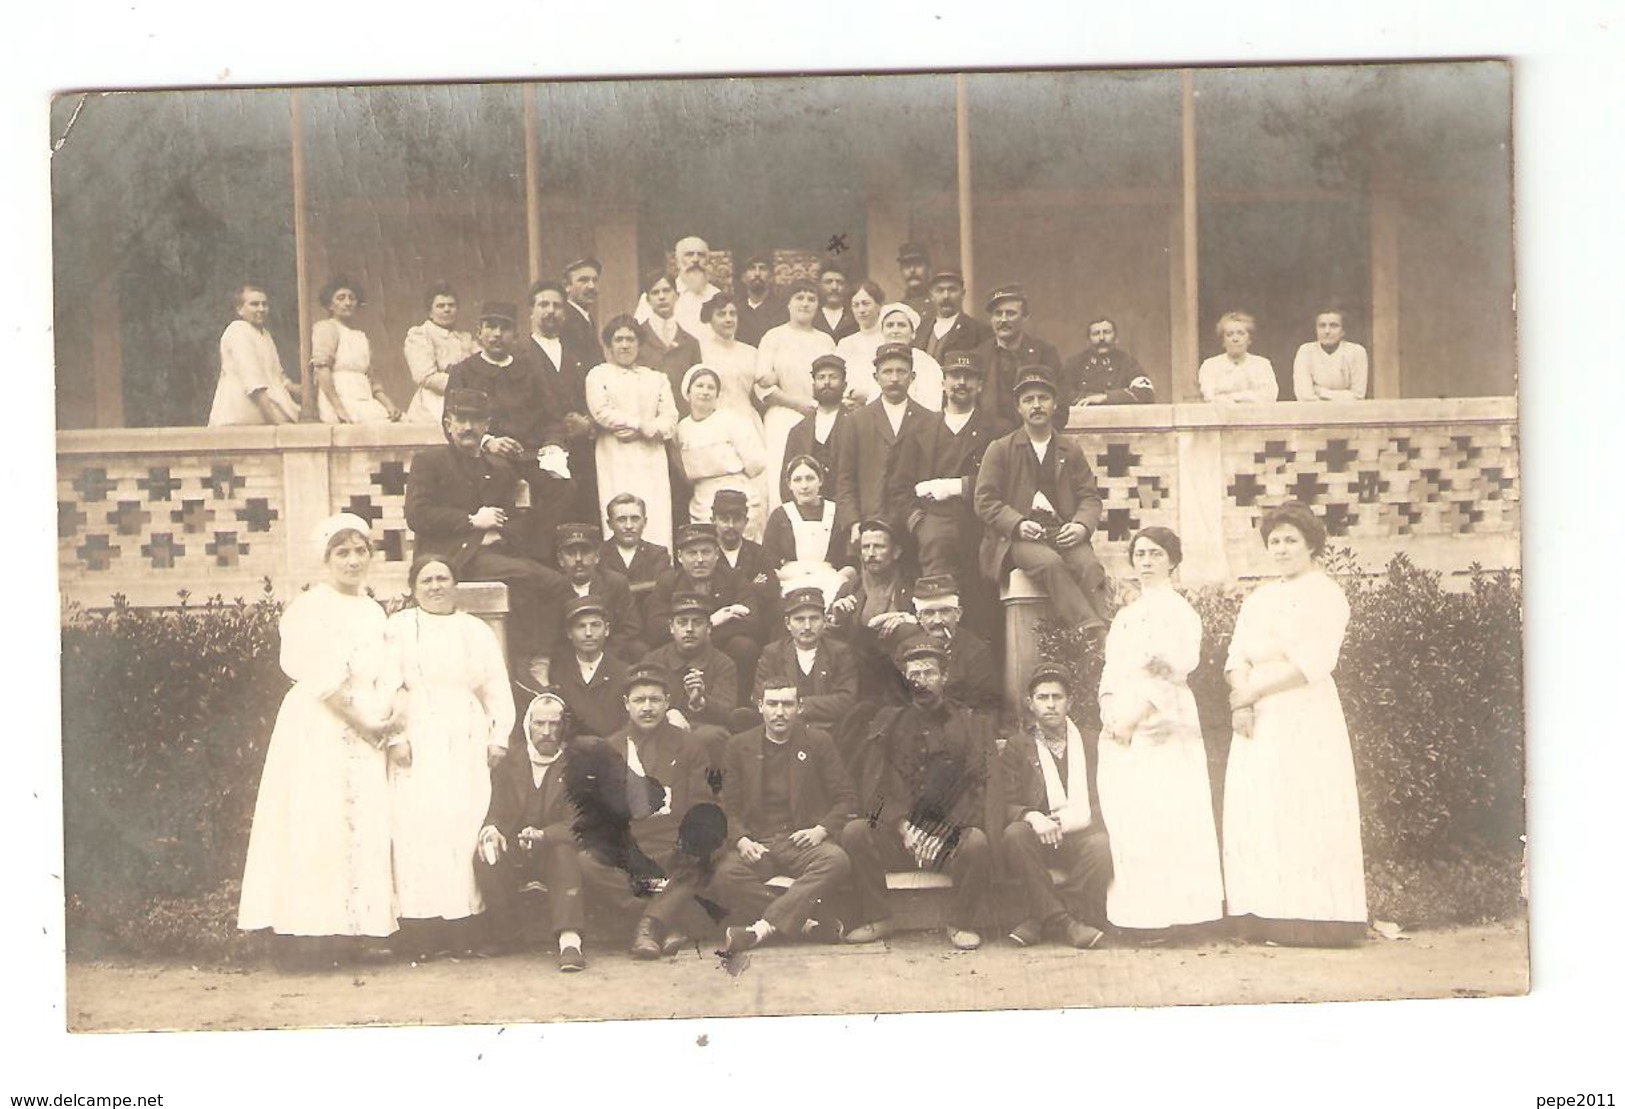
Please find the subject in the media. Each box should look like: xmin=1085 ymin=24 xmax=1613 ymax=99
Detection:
xmin=1353 ymin=471 xmax=1389 ymax=504
xmin=1288 ymin=471 xmax=1329 ymax=503
xmin=71 ymin=467 xmax=118 ymax=502
xmin=1445 ymin=435 xmax=1483 ymax=465
xmin=1380 ymin=502 xmax=1425 ymax=536
xmin=1415 ymin=468 xmax=1452 ymax=503
xmin=107 ymin=500 xmax=152 ymax=536
xmin=1102 ymin=506 xmax=1139 ymax=543
xmin=1322 ymin=503 xmax=1357 ymax=537
xmin=171 ymin=499 xmax=216 ymax=533
xmin=344 ymin=495 xmax=384 ymax=527
xmin=1252 ymin=440 xmax=1296 ymax=465
xmin=1473 ymin=467 xmax=1515 ymax=500
xmin=136 ymin=467 xmax=183 ymax=502
xmin=58 ymin=502 xmax=88 ymax=538
xmin=1314 ymin=438 xmax=1359 ymax=474
xmin=1228 ymin=472 xmax=1265 ymax=507
xmin=236 ymin=498 xmax=280 ymax=533
xmin=206 ymin=531 xmax=249 ymax=567
xmin=140 ymin=532 xmax=186 ymax=569
xmin=1387 ymin=437 xmax=1422 ymax=465
xmin=204 ymin=463 xmax=246 ymax=500
xmin=370 ymin=460 xmax=410 ymax=497
xmin=76 ymin=534 xmax=120 ymax=571
xmin=1095 ymin=442 xmax=1141 ymax=479
xmin=1134 ymin=474 xmax=1166 ymax=509
xmin=1445 ymin=500 xmax=1485 ymax=534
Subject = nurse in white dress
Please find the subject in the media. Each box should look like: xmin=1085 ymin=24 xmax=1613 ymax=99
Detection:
xmin=402 ymin=282 xmax=477 ymax=424
xmin=238 ymin=513 xmax=399 ymax=966
xmin=312 ymin=276 xmax=402 ymax=424
xmin=833 ymin=280 xmax=886 ymax=400
xmin=756 ymin=280 xmax=835 ymax=515
xmin=1096 ymin=526 xmax=1224 ymax=932
xmin=696 ymin=292 xmax=770 ymax=444
xmin=586 ymin=314 xmax=679 ymax=552
xmin=381 ymin=555 xmax=515 ymax=956
xmin=1223 ymin=501 xmax=1368 ymax=946
xmin=675 ymin=365 xmax=768 ymax=539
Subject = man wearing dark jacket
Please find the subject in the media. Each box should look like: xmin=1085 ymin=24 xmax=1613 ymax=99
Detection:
xmin=971 ymin=285 xmax=1063 ymax=424
xmin=645 ymin=523 xmax=764 ymax=692
xmin=779 ymin=354 xmax=853 ymax=503
xmin=555 ymin=521 xmax=647 ymax=662
xmin=553 ymin=596 xmax=630 ymax=741
xmin=600 ymin=492 xmax=672 ymax=626
xmin=880 ymin=575 xmax=1002 ymax=713
xmin=715 ymin=680 xmax=857 ymax=953
xmin=748 ymin=586 xmax=859 ymax=732
xmin=913 ymin=269 xmax=992 ymax=363
xmin=525 ymin=280 xmax=598 ymax=522
xmin=403 ymin=388 xmax=572 ymax=684
xmin=841 ymin=640 xmax=997 ymax=950
xmin=834 ymin=342 xmax=933 ymax=538
xmin=1059 ymin=317 xmax=1155 ymax=422
xmin=641 ymin=591 xmax=740 ymax=773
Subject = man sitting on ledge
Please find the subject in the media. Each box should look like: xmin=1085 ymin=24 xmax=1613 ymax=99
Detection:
xmin=973 ymin=365 xmax=1109 ymax=638
xmin=404 ymin=387 xmax=573 ymax=686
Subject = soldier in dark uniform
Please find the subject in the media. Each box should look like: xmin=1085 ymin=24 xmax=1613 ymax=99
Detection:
xmin=599 ymin=492 xmax=672 ymax=627
xmin=914 ymin=269 xmax=992 ymax=363
xmin=735 ymin=253 xmax=787 ymax=349
xmin=897 ymin=242 xmax=933 ymax=319
xmin=1060 ymin=316 xmax=1155 ymax=425
xmin=971 ymin=284 xmax=1063 ymax=424
xmin=554 ymin=521 xmax=647 ymax=663
xmin=841 ymin=640 xmax=998 ymax=950
xmin=645 ymin=523 xmax=765 ymax=696
xmin=882 ymin=575 xmax=1002 ymax=714
xmin=552 ymin=596 xmax=630 ymax=741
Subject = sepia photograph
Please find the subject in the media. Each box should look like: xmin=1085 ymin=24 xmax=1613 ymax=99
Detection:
xmin=47 ymin=58 xmax=1532 ymax=1038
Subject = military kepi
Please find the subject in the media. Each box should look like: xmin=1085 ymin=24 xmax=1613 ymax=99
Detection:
xmin=1012 ymin=365 xmax=1058 ymax=397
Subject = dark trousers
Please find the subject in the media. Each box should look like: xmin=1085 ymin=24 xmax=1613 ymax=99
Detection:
xmin=461 ymin=546 xmax=571 ymax=661
xmin=715 ymin=632 xmax=762 ymax=697
xmin=475 ymin=839 xmax=586 ymax=941
xmin=1002 ymin=820 xmax=1113 ymax=930
xmin=1006 ymin=539 xmax=1108 ymax=630
xmin=841 ymin=817 xmax=991 ymax=931
xmin=708 ymin=837 xmax=851 ymax=934
xmin=914 ymin=512 xmax=961 ymax=578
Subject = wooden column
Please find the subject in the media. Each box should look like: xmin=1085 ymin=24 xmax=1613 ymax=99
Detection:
xmin=955 ymin=73 xmax=975 ymax=300
xmin=1369 ymin=171 xmax=1402 ymax=399
xmin=1170 ymin=69 xmax=1201 ymax=401
xmin=523 ymin=85 xmax=543 ymax=286
xmin=290 ymin=90 xmax=317 ymax=420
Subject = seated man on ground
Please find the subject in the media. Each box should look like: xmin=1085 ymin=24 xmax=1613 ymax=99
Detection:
xmin=403 ymin=387 xmax=574 ymax=686
xmin=640 ymin=591 xmax=740 ymax=773
xmin=590 ymin=664 xmax=721 ymax=960
xmin=555 ymin=521 xmax=647 ymax=662
xmin=1001 ymin=663 xmax=1112 ymax=949
xmin=646 ymin=522 xmax=764 ymax=693
xmin=841 ymin=640 xmax=998 ymax=951
xmin=715 ymin=680 xmax=858 ymax=954
xmin=473 ymin=693 xmax=597 ymax=972
xmin=553 ymin=596 xmax=630 ymax=741
xmin=744 ymin=585 xmax=858 ymax=734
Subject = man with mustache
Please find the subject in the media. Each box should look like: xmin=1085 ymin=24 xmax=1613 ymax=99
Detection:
xmin=734 ymin=252 xmax=786 ymax=348
xmin=560 ymin=257 xmax=602 ymax=353
xmin=913 ymin=269 xmax=992 ymax=364
xmin=811 ymin=260 xmax=859 ymax=343
xmin=826 ymin=519 xmax=917 ymax=700
xmin=525 ymin=279 xmax=598 ymax=523
xmin=896 ymin=242 xmax=933 ymax=319
xmin=1060 ymin=316 xmax=1155 ymax=423
xmin=970 ymin=284 xmax=1062 ymax=424
xmin=779 ymin=354 xmax=853 ymax=503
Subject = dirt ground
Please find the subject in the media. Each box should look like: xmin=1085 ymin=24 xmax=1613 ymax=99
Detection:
xmin=65 ymin=919 xmax=1528 ymax=1033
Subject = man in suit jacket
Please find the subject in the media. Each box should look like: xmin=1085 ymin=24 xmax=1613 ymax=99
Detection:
xmin=811 ymin=260 xmax=859 ymax=343
xmin=474 ymin=693 xmax=602 ymax=971
xmin=636 ymin=269 xmax=704 ymax=416
xmin=711 ymin=487 xmax=777 ymax=628
xmin=595 ymin=664 xmax=720 ymax=959
xmin=747 ymin=586 xmax=859 ymax=732
xmin=734 ymin=253 xmax=786 ymax=349
xmin=526 ymin=280 xmax=598 ymax=524
xmin=1001 ymin=663 xmax=1111 ymax=948
xmin=561 ymin=257 xmax=602 ymax=355
xmin=600 ymin=492 xmax=672 ymax=625
xmin=714 ymin=679 xmax=858 ymax=953
xmin=780 ymin=354 xmax=852 ymax=503
xmin=555 ymin=521 xmax=647 ymax=662
xmin=553 ymin=596 xmax=630 ymax=741
xmin=973 ymin=366 xmax=1109 ymax=635
xmin=826 ymin=519 xmax=917 ymax=701
xmin=913 ymin=269 xmax=993 ymax=364
xmin=645 ymin=523 xmax=764 ymax=692
xmin=403 ymin=388 xmax=573 ymax=683
xmin=834 ymin=342 xmax=933 ymax=541
xmin=841 ymin=641 xmax=997 ymax=950
xmin=641 ymin=590 xmax=740 ymax=774
xmin=971 ymin=285 xmax=1063 ymax=424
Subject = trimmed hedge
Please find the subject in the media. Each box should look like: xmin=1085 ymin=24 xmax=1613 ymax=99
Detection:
xmin=61 ymin=555 xmax=1524 ymax=958
xmin=1040 ymin=551 xmax=1526 ymax=927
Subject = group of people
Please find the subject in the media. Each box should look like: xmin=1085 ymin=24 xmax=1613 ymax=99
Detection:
xmin=227 ymin=234 xmax=1369 ymax=973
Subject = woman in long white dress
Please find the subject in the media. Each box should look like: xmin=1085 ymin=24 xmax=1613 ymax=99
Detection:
xmin=696 ymin=292 xmax=769 ymax=443
xmin=675 ymin=365 xmax=769 ymax=539
xmin=238 ymin=513 xmax=399 ymax=968
xmin=381 ymin=554 xmax=515 ymax=958
xmin=402 ymin=281 xmax=477 ymax=424
xmin=756 ymin=279 xmax=835 ymax=515
xmin=849 ymin=302 xmax=943 ymax=411
xmin=1223 ymin=500 xmax=1367 ymax=947
xmin=586 ymin=314 xmax=679 ymax=552
xmin=833 ymin=280 xmax=886 ymax=400
xmin=1096 ymin=526 xmax=1224 ymax=934
xmin=312 ymin=276 xmax=402 ymax=424
xmin=761 ymin=453 xmax=856 ymax=608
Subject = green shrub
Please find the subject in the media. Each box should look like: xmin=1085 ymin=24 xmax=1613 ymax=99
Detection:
xmin=1040 ymin=552 xmax=1526 ymax=927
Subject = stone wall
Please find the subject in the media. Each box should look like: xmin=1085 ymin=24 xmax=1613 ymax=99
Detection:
xmin=56 ymin=398 xmax=1518 ymax=610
